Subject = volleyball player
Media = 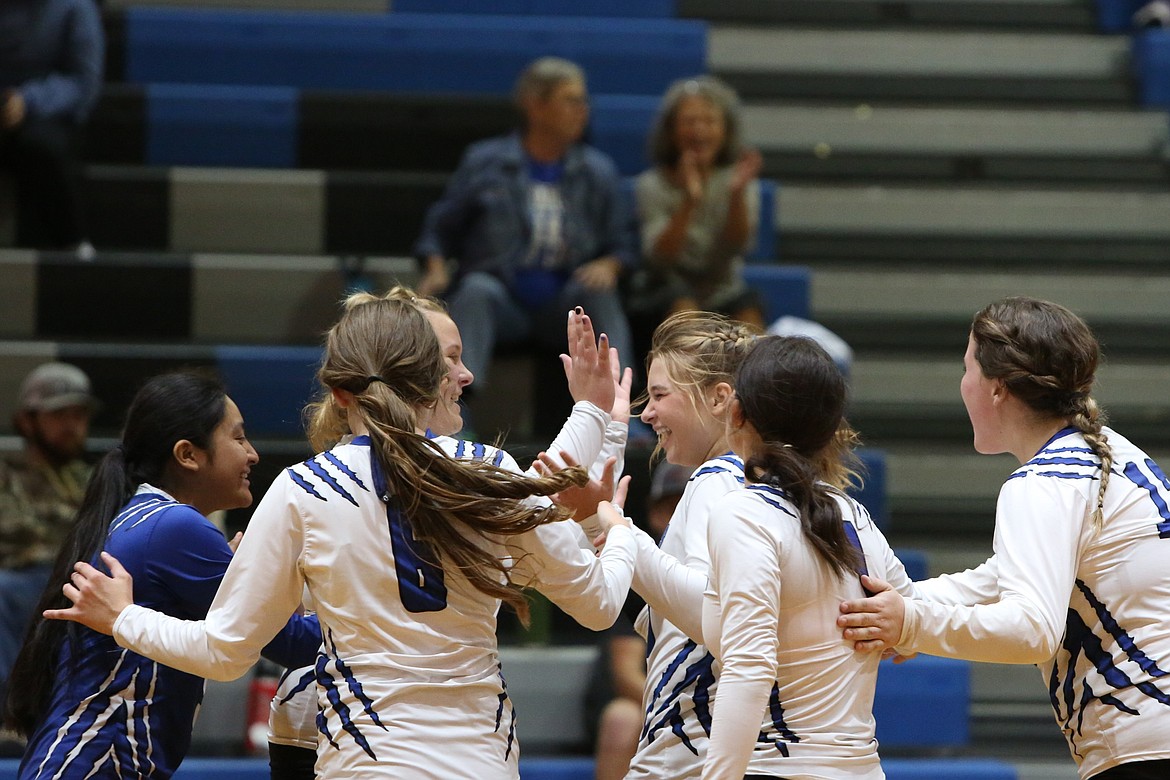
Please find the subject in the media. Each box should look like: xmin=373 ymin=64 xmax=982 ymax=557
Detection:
xmin=839 ymin=297 xmax=1170 ymax=779
xmin=45 ymin=294 xmax=637 ymax=779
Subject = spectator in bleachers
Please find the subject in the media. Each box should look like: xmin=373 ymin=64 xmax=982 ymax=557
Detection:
xmin=0 ymin=362 xmax=96 ymax=714
xmin=627 ymin=75 xmax=766 ymax=347
xmin=0 ymin=0 xmax=103 ymax=257
xmin=413 ymin=56 xmax=636 ymax=393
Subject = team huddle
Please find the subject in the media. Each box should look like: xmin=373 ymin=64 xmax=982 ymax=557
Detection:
xmin=0 ymin=289 xmax=1167 ymax=780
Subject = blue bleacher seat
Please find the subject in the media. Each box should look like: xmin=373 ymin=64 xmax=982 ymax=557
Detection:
xmin=147 ymin=84 xmax=298 ymax=168
xmin=1095 ymin=0 xmax=1145 ymax=32
xmin=747 ymin=178 xmax=778 ymax=262
xmin=851 ymin=446 xmax=889 ymax=530
xmin=215 ymin=345 xmax=322 ymax=438
xmin=1131 ymin=28 xmax=1170 ymax=107
xmin=885 ymin=759 xmax=1017 ymax=780
xmin=393 ymin=0 xmax=676 ymax=16
xmin=125 ymin=10 xmax=706 ymax=97
xmin=874 ymin=655 xmax=971 ymax=749
xmin=589 ymin=94 xmax=660 ymax=176
xmin=741 ymin=264 xmax=810 ymax=323
xmin=894 ymin=547 xmax=930 ymax=581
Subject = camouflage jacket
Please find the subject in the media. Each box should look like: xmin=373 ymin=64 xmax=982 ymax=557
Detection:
xmin=0 ymin=453 xmax=90 ymax=569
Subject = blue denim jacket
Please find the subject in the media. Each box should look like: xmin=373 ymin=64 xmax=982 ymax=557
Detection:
xmin=0 ymin=0 xmax=104 ymax=123
xmin=413 ymin=133 xmax=636 ymax=285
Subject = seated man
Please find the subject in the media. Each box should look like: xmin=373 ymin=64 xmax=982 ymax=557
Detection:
xmin=413 ymin=56 xmax=636 ymax=395
xmin=0 ymin=362 xmax=98 ymax=713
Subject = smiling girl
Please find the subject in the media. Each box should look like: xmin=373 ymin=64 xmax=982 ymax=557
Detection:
xmin=4 ymin=371 xmax=319 ymax=779
xmin=839 ymin=297 xmax=1170 ymax=780
xmin=618 ymin=310 xmax=758 ymax=779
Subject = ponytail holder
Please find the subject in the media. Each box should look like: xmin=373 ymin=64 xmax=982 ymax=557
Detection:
xmin=340 ymin=375 xmax=387 ymax=393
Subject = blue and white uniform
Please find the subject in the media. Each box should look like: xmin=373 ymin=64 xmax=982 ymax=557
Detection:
xmin=19 ymin=485 xmax=318 ymax=780
xmin=110 ymin=403 xmax=636 ymax=779
xmin=701 ymin=486 xmax=912 ymax=780
xmin=265 ymin=405 xmax=630 ymax=757
xmin=622 ymin=454 xmax=744 ymax=780
xmin=899 ymin=426 xmax=1170 ymax=779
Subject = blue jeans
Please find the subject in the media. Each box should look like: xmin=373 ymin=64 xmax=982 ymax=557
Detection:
xmin=447 ymin=271 xmax=634 ymax=388
xmin=0 ymin=564 xmax=52 ymax=701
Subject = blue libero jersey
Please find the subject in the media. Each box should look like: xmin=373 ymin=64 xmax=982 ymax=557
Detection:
xmin=19 ymin=486 xmax=319 ymax=780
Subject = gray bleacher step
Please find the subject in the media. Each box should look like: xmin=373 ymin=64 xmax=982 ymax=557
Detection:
xmin=710 ymin=26 xmax=1132 ymax=103
xmin=746 ymin=104 xmax=1170 ymax=184
xmin=682 ymin=0 xmax=1096 ymax=31
xmin=779 ymin=184 xmax=1170 ymax=239
xmin=775 ymin=185 xmax=1170 ymax=267
xmin=851 ymin=356 xmax=1170 ymax=431
xmin=808 ymin=268 xmax=1170 ymax=355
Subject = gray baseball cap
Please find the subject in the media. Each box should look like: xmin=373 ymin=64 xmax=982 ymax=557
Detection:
xmin=19 ymin=362 xmax=99 ymax=412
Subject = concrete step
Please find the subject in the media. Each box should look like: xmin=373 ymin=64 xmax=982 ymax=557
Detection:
xmin=710 ymin=26 xmax=1133 ymax=104
xmin=775 ymin=184 xmax=1170 ymax=267
xmin=809 ymin=268 xmax=1170 ymax=356
xmin=747 ymin=103 xmax=1170 ymax=184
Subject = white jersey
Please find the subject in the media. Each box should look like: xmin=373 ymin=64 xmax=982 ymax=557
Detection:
xmin=111 ymin=403 xmax=636 ymax=780
xmin=265 ymin=407 xmax=630 ymax=752
xmin=625 ymin=454 xmax=744 ymax=780
xmin=900 ymin=426 xmax=1170 ymax=779
xmin=701 ymin=484 xmax=913 ymax=780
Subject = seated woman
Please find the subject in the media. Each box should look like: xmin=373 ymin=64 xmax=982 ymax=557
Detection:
xmin=630 ymin=75 xmax=765 ymax=336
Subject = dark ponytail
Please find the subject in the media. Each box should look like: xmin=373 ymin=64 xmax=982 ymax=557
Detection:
xmin=4 ymin=371 xmax=228 ymax=736
xmin=735 ymin=336 xmax=860 ymax=579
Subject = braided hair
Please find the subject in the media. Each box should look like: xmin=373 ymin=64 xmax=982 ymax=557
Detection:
xmin=971 ymin=297 xmax=1111 ymax=530
xmin=641 ymin=310 xmax=760 ymax=460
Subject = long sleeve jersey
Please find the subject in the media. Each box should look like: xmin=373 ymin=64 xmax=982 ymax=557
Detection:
xmin=111 ymin=405 xmax=635 ymax=779
xmin=898 ymin=426 xmax=1170 ymax=778
xmin=701 ymin=485 xmax=913 ymax=780
xmin=19 ymin=486 xmax=318 ymax=780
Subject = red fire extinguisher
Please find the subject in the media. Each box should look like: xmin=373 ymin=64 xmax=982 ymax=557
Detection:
xmin=244 ymin=658 xmax=282 ymax=755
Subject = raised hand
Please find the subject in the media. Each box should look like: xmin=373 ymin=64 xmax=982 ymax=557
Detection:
xmin=560 ymin=308 xmax=615 ymax=412
xmin=730 ymin=147 xmax=763 ymax=192
xmin=609 ymin=347 xmax=633 ymax=425
xmin=44 ymin=551 xmax=134 ymax=636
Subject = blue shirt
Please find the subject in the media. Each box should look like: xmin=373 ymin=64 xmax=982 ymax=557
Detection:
xmin=0 ymin=0 xmax=105 ymax=123
xmin=19 ymin=487 xmax=319 ymax=779
xmin=413 ymin=132 xmax=636 ymax=286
